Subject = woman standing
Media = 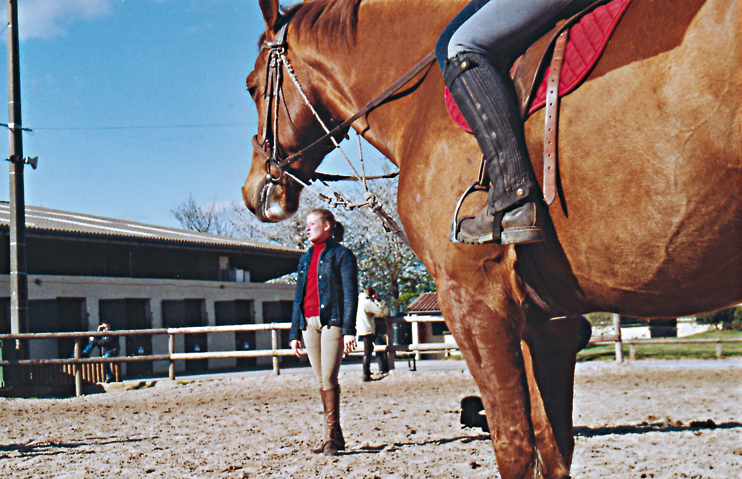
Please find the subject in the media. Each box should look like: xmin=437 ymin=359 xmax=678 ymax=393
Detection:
xmin=290 ymin=208 xmax=358 ymax=456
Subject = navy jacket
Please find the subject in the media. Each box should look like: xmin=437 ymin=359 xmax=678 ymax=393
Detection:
xmin=93 ymin=336 xmax=120 ymax=356
xmin=290 ymin=238 xmax=358 ymax=341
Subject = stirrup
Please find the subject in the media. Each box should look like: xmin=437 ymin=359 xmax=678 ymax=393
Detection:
xmin=449 ymin=181 xmax=491 ymax=244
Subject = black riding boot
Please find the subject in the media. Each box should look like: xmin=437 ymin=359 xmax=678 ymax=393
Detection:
xmin=444 ymin=51 xmax=545 ymax=245
xmin=362 ymin=354 xmax=372 ymax=381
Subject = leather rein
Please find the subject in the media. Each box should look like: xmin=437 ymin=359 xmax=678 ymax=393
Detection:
xmin=251 ymin=24 xmax=437 ymax=248
xmin=252 ymin=24 xmax=436 ymax=179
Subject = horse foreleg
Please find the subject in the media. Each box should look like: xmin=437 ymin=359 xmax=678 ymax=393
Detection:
xmin=438 ymin=282 xmax=543 ymax=479
xmin=521 ymin=317 xmax=579 ymax=478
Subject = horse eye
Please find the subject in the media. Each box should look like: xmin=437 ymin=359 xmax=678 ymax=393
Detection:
xmin=247 ymin=85 xmax=258 ymax=98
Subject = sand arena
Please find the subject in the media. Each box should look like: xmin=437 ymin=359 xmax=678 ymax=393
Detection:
xmin=0 ymin=359 xmax=740 ymax=478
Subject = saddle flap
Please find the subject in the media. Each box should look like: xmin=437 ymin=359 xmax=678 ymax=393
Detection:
xmin=525 ymin=0 xmax=633 ymax=116
xmin=511 ymin=19 xmax=567 ymax=120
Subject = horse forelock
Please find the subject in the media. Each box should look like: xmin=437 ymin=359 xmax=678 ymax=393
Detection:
xmin=281 ymin=0 xmax=362 ymax=50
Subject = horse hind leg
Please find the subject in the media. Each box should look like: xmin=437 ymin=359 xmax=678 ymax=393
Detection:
xmin=522 ymin=316 xmax=580 ymax=478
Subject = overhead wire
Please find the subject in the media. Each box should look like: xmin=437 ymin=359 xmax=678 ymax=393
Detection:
xmin=29 ymin=122 xmax=250 ymax=131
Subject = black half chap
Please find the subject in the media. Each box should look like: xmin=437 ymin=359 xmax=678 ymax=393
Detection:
xmin=436 ymin=0 xmax=590 ymax=243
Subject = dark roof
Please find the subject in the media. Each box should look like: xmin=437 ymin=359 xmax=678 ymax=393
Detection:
xmin=0 ymin=202 xmax=300 ymax=255
xmin=404 ymin=292 xmax=440 ymax=314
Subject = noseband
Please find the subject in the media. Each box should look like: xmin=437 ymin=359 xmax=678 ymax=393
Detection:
xmin=253 ymin=23 xmax=436 ymax=183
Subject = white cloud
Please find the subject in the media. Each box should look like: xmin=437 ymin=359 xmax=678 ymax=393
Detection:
xmin=3 ymin=0 xmax=114 ymax=40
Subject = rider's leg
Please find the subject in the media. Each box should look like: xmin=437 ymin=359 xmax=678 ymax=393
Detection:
xmin=436 ymin=0 xmax=572 ymax=244
xmin=444 ymin=51 xmax=544 ymax=244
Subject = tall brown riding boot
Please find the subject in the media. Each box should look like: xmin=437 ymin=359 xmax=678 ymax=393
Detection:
xmin=311 ymin=388 xmax=329 ymax=454
xmin=329 ymin=386 xmax=345 ymax=450
xmin=312 ymin=387 xmax=345 ymax=455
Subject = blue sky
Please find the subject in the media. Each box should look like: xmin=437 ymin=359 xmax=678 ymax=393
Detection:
xmin=0 ymin=0 xmax=380 ymax=228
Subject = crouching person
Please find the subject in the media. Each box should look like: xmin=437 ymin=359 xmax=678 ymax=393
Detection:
xmin=81 ymin=322 xmax=119 ymax=383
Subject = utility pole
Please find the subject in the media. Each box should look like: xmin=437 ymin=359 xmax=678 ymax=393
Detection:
xmin=7 ymin=0 xmax=28 ymax=363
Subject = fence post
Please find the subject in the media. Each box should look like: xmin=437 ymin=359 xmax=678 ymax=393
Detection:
xmin=716 ymin=340 xmax=722 ymax=359
xmin=271 ymin=325 xmax=280 ymax=376
xmin=74 ymin=338 xmax=82 ymax=397
xmin=629 ymin=343 xmax=636 ymax=361
xmin=613 ymin=313 xmax=623 ymax=362
xmin=412 ymin=320 xmax=420 ymax=363
xmin=388 ymin=321 xmax=396 ymax=370
xmin=168 ymin=333 xmax=176 ymax=380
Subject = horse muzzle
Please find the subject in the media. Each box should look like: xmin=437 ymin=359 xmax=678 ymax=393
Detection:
xmin=242 ymin=176 xmax=297 ymax=223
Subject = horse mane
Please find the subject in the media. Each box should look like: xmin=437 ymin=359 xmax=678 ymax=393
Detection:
xmin=280 ymin=0 xmax=362 ymax=50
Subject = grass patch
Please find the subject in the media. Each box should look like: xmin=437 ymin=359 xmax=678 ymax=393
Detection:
xmin=577 ymin=329 xmax=742 ymax=361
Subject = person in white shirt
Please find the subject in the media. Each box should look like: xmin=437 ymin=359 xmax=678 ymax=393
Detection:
xmin=356 ymin=286 xmax=387 ymax=381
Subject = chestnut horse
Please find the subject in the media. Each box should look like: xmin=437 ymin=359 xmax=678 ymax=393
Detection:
xmin=242 ymin=0 xmax=742 ymax=477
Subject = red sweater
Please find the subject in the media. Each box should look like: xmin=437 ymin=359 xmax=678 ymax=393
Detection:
xmin=303 ymin=241 xmax=326 ymax=318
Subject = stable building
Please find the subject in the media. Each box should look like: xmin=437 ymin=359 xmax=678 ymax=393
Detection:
xmin=402 ymin=292 xmax=455 ymax=357
xmin=0 ymin=202 xmax=301 ymax=377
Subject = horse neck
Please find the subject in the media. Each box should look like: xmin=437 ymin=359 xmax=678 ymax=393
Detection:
xmin=295 ymin=0 xmax=459 ymax=167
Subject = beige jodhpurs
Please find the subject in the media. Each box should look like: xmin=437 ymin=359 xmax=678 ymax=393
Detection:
xmin=302 ymin=316 xmax=344 ymax=390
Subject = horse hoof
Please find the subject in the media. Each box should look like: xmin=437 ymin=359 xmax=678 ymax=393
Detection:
xmin=461 ymin=396 xmax=489 ymax=432
xmin=323 ymin=440 xmax=338 ymax=456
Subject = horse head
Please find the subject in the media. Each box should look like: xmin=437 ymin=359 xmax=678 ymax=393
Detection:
xmin=243 ymin=0 xmax=358 ymax=222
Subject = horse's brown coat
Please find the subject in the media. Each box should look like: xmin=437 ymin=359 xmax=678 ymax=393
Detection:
xmin=243 ymin=1 xmax=742 ymax=477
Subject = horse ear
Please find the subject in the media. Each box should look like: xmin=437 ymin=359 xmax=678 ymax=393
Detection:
xmin=259 ymin=0 xmax=280 ymax=32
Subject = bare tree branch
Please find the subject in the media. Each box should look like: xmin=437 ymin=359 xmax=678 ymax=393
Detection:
xmin=173 ymin=169 xmax=435 ymax=308
xmin=171 ymin=193 xmax=235 ymax=237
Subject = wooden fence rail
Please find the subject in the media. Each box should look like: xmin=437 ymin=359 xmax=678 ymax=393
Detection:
xmin=1 ymin=320 xmax=740 ymax=397
xmin=588 ymin=336 xmax=742 ymax=360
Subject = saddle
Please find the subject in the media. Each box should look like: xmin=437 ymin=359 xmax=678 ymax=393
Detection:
xmin=445 ymin=0 xmax=633 ymax=203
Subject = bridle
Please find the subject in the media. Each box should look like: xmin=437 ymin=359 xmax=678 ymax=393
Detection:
xmin=251 ymin=23 xmax=437 ymax=247
xmin=252 ymin=24 xmax=436 ymax=177
xmin=252 ymin=24 xmax=339 ymax=179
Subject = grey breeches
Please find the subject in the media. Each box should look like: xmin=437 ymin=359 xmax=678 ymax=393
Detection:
xmin=447 ymin=0 xmax=574 ymax=59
